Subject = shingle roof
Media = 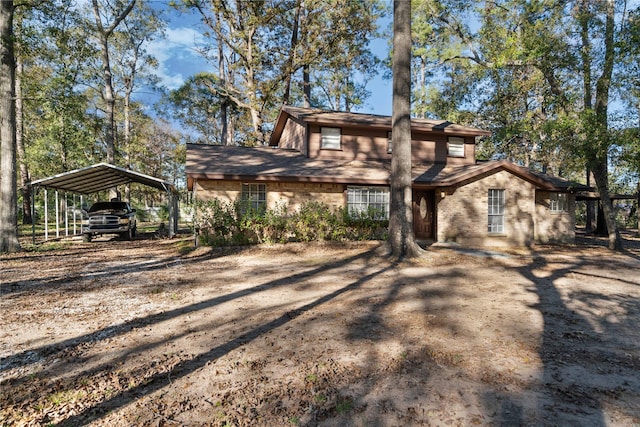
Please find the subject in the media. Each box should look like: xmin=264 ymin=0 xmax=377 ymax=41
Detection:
xmin=186 ymin=144 xmax=587 ymax=192
xmin=413 ymin=161 xmax=589 ymax=191
xmin=186 ymin=144 xmax=391 ymax=188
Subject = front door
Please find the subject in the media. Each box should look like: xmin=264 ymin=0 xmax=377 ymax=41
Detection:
xmin=412 ymin=190 xmax=435 ymax=239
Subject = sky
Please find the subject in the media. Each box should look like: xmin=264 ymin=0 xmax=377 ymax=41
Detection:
xmin=143 ymin=4 xmax=394 ymax=117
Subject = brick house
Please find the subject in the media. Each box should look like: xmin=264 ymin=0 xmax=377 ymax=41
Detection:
xmin=187 ymin=106 xmax=586 ymax=247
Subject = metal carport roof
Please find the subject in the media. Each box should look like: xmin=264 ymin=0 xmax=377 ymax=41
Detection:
xmin=30 ymin=162 xmax=178 ymax=194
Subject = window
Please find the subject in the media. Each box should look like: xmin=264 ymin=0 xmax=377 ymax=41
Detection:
xmin=347 ymin=186 xmax=390 ymax=220
xmin=387 ymin=131 xmax=393 ymax=153
xmin=241 ymin=183 xmax=266 ymax=213
xmin=550 ymin=193 xmax=568 ymax=213
xmin=448 ymin=137 xmax=465 ymax=157
xmin=321 ymin=127 xmax=341 ymax=150
xmin=488 ymin=189 xmax=505 ymax=233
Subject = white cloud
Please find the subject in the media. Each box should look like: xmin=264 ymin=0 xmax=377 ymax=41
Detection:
xmin=147 ymin=26 xmax=211 ymax=90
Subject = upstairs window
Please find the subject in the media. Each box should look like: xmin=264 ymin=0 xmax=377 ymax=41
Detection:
xmin=387 ymin=131 xmax=393 ymax=153
xmin=550 ymin=193 xmax=568 ymax=213
xmin=321 ymin=127 xmax=341 ymax=150
xmin=448 ymin=137 xmax=465 ymax=157
xmin=488 ymin=189 xmax=505 ymax=234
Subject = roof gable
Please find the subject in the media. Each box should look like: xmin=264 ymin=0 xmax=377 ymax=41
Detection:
xmin=269 ymin=106 xmax=491 ymax=146
xmin=413 ymin=160 xmax=589 ymax=191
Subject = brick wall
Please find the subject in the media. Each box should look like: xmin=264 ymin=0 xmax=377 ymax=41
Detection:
xmin=267 ymin=182 xmax=344 ymax=211
xmin=195 ymin=175 xmax=576 ymax=247
xmin=195 ymin=180 xmax=240 ymax=204
xmin=436 ymin=170 xmax=537 ymax=247
xmin=195 ymin=179 xmax=344 ymax=212
xmin=534 ymin=191 xmax=576 ymax=243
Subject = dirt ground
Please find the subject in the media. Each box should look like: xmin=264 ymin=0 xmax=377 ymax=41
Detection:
xmin=1 ymin=231 xmax=640 ymax=427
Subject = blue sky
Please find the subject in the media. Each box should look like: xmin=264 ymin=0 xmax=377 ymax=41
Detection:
xmin=144 ymin=5 xmax=393 ymax=117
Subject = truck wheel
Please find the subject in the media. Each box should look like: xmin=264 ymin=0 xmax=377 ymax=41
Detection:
xmin=126 ymin=227 xmax=134 ymax=240
xmin=82 ymin=233 xmax=92 ymax=242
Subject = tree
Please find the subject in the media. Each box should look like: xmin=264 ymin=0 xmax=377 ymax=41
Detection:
xmin=20 ymin=2 xmax=97 ymax=178
xmin=173 ymin=0 xmax=383 ymax=145
xmin=409 ymin=0 xmax=630 ymax=250
xmin=14 ymin=10 xmax=30 ymax=224
xmin=388 ymin=0 xmax=422 ymax=258
xmin=90 ymin=0 xmax=136 ymax=164
xmin=165 ymin=72 xmax=239 ymax=145
xmin=299 ymin=0 xmax=382 ymax=111
xmin=0 ymin=0 xmax=21 ymax=252
xmin=110 ymin=0 xmax=165 ymax=200
xmin=616 ymin=5 xmax=640 ymax=231
xmin=579 ymin=0 xmax=622 ymax=250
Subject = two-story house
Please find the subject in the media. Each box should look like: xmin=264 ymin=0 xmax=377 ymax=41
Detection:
xmin=187 ymin=106 xmax=586 ymax=247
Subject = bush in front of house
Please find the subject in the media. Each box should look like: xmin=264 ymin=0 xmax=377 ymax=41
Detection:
xmin=194 ymin=199 xmax=388 ymax=246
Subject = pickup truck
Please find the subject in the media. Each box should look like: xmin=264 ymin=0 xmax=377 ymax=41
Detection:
xmin=82 ymin=201 xmax=137 ymax=242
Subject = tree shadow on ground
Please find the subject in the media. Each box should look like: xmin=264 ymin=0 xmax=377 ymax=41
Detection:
xmin=2 ymin=247 xmax=397 ymax=426
xmin=576 ymin=228 xmax=640 ymax=262
xmin=2 ymin=236 xmax=640 ymax=425
xmin=502 ymin=252 xmax=640 ymax=425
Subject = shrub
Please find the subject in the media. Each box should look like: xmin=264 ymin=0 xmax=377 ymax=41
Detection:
xmin=193 ymin=199 xmax=388 ymax=246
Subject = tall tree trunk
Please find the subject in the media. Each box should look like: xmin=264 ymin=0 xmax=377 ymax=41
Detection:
xmin=302 ymin=64 xmax=311 ymax=108
xmin=91 ymin=0 xmax=135 ymax=200
xmin=243 ymin=26 xmax=264 ymax=144
xmin=217 ymin=12 xmax=230 ymax=145
xmin=123 ymin=84 xmax=132 ymax=202
xmin=283 ymin=0 xmax=301 ymax=105
xmin=91 ymin=0 xmax=136 ymax=165
xmin=637 ymin=181 xmax=639 ymax=233
xmin=15 ymin=22 xmax=31 ymax=225
xmin=586 ymin=170 xmax=596 ymax=231
xmin=0 ymin=0 xmax=21 ymax=252
xmin=578 ymin=0 xmax=596 ymax=232
xmin=300 ymin=2 xmax=311 ymax=109
xmin=591 ymin=0 xmax=622 ymax=250
xmin=100 ymin=37 xmax=116 ymax=163
xmin=389 ymin=0 xmax=422 ymax=258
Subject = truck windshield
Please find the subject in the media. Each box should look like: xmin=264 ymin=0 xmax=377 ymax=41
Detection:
xmin=88 ymin=202 xmax=129 ymax=213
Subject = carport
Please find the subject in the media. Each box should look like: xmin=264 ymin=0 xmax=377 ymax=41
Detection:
xmin=29 ymin=163 xmax=179 ymax=241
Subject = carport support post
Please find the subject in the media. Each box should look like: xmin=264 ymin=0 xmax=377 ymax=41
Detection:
xmin=31 ymin=185 xmax=36 ymax=245
xmin=64 ymin=193 xmax=68 ymax=236
xmin=72 ymin=194 xmax=77 ymax=235
xmin=55 ymin=190 xmax=59 ymax=238
xmin=44 ymin=188 xmax=48 ymax=241
xmin=167 ymin=189 xmax=174 ymax=238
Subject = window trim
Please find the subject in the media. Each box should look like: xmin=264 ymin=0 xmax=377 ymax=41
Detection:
xmin=241 ymin=183 xmax=267 ymax=214
xmin=347 ymin=186 xmax=390 ymax=220
xmin=447 ymin=137 xmax=465 ymax=158
xmin=320 ymin=127 xmax=342 ymax=150
xmin=487 ymin=188 xmax=505 ymax=234
xmin=387 ymin=131 xmax=393 ymax=153
xmin=550 ymin=192 xmax=568 ymax=213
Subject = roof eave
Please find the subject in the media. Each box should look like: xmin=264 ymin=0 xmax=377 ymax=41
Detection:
xmin=187 ymin=172 xmax=388 ymax=186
